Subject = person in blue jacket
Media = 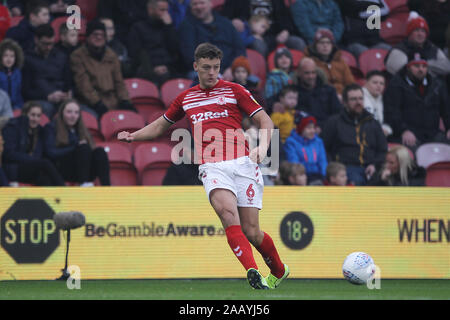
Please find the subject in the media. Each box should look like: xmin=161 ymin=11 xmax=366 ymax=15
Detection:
xmin=43 ymin=99 xmax=111 ymax=186
xmin=2 ymin=101 xmax=65 ymax=186
xmin=284 ymin=111 xmax=328 ymax=185
xmin=0 ymin=38 xmax=24 ymax=110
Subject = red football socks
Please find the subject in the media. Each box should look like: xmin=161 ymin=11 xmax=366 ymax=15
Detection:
xmin=225 ymin=225 xmax=258 ymax=271
xmin=256 ymin=232 xmax=285 ymax=278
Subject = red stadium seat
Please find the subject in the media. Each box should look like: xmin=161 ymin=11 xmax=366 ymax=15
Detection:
xmin=246 ymin=49 xmax=267 ymax=88
xmin=51 ymin=16 xmax=87 ymax=43
xmin=97 ymin=142 xmax=138 ymax=186
xmin=358 ymin=48 xmax=388 ymax=76
xmin=388 ymin=143 xmax=415 ymax=160
xmin=160 ymin=78 xmax=192 ymax=108
xmin=340 ymin=50 xmax=364 ymax=80
xmin=134 ymin=142 xmax=174 ymax=185
xmin=100 ymin=110 xmax=146 ymax=141
xmin=425 ymin=162 xmax=450 ymax=187
xmin=380 ymin=16 xmax=408 ymax=46
xmin=10 ymin=16 xmax=23 ymax=27
xmin=124 ymin=78 xmax=160 ymax=100
xmin=211 ymin=0 xmax=225 ymax=10
xmin=385 ymin=0 xmax=409 ymax=14
xmin=76 ymin=0 xmax=99 ymax=22
xmin=267 ymin=48 xmax=304 ymax=72
xmin=416 ymin=143 xmax=450 ymax=169
xmin=82 ymin=111 xmax=104 ymax=143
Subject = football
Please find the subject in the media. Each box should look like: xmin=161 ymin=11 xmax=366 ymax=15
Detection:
xmin=342 ymin=252 xmax=376 ymax=285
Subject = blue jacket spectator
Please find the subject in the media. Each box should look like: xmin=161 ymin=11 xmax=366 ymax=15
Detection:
xmin=178 ymin=0 xmax=245 ymax=74
xmin=5 ymin=0 xmax=50 ymax=52
xmin=265 ymin=47 xmax=294 ymax=110
xmin=290 ymin=0 xmax=344 ymax=45
xmin=169 ymin=0 xmax=191 ymax=28
xmin=284 ymin=113 xmax=328 ymax=183
xmin=0 ymin=39 xmax=24 ymax=110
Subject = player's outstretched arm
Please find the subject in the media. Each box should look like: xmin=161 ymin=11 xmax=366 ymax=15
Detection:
xmin=249 ymin=110 xmax=274 ymax=163
xmin=117 ymin=116 xmax=172 ymax=142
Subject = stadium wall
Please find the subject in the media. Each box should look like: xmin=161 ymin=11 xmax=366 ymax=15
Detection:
xmin=0 ymin=187 xmax=449 ymax=280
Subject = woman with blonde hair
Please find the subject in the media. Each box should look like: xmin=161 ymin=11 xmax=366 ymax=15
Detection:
xmin=44 ymin=99 xmax=110 ymax=186
xmin=370 ymin=145 xmax=426 ymax=186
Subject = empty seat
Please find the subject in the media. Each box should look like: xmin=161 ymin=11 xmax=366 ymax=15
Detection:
xmin=425 ymin=162 xmax=450 ymax=187
xmin=380 ymin=15 xmax=408 ymax=46
xmin=134 ymin=142 xmax=174 ymax=185
xmin=358 ymin=48 xmax=388 ymax=76
xmin=161 ymin=78 xmax=192 ymax=108
xmin=246 ymin=49 xmax=267 ymax=88
xmin=82 ymin=111 xmax=104 ymax=143
xmin=76 ymin=0 xmax=99 ymax=22
xmin=97 ymin=142 xmax=138 ymax=186
xmin=416 ymin=143 xmax=450 ymax=169
xmin=100 ymin=110 xmax=146 ymax=141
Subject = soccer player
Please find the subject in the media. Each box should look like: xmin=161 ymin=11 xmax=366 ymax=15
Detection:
xmin=118 ymin=43 xmax=289 ymax=290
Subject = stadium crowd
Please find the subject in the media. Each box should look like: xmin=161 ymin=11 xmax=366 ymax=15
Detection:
xmin=0 ymin=0 xmax=448 ymax=187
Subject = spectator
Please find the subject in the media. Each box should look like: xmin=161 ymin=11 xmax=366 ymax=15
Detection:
xmin=270 ymin=85 xmax=298 ymax=143
xmin=99 ymin=17 xmax=132 ymax=78
xmin=22 ymin=24 xmax=72 ymax=118
xmin=322 ymin=84 xmax=387 ymax=186
xmin=0 ymin=38 xmax=24 ymax=111
xmin=408 ymin=0 xmax=450 ymax=50
xmin=238 ymin=14 xmax=271 ymax=57
xmin=284 ymin=111 xmax=327 ymax=185
xmin=290 ymin=0 xmax=344 ymax=46
xmin=0 ymin=4 xmax=11 ymax=43
xmin=337 ymin=0 xmax=391 ymax=58
xmin=8 ymin=0 xmax=25 ymax=17
xmin=369 ymin=145 xmax=426 ymax=186
xmin=230 ymin=56 xmax=264 ymax=107
xmin=276 ymin=161 xmax=307 ymax=186
xmin=0 ymin=133 xmax=8 ymax=186
xmin=305 ymin=28 xmax=354 ymax=95
xmin=384 ymin=52 xmax=450 ymax=150
xmin=0 ymin=89 xmax=13 ymax=128
xmin=43 ymin=99 xmax=111 ymax=186
xmin=178 ymin=0 xmax=245 ymax=79
xmin=222 ymin=0 xmax=307 ymax=52
xmin=162 ymin=147 xmax=201 ymax=185
xmin=6 ymin=0 xmax=50 ymax=52
xmin=97 ymin=0 xmax=149 ymax=45
xmin=55 ymin=23 xmax=79 ymax=58
xmin=324 ymin=161 xmax=349 ymax=186
xmin=385 ymin=12 xmax=450 ymax=77
xmin=70 ymin=19 xmax=134 ymax=118
xmin=2 ymin=101 xmax=65 ymax=186
xmin=363 ymin=70 xmax=392 ymax=137
xmin=169 ymin=0 xmax=191 ymax=29
xmin=48 ymin=0 xmax=75 ymax=19
xmin=127 ymin=0 xmax=181 ymax=86
xmin=292 ymin=57 xmax=342 ymax=134
xmin=264 ymin=47 xmax=294 ymax=110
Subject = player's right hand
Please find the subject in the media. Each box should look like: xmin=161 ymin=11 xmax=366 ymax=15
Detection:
xmin=117 ymin=131 xmax=134 ymax=143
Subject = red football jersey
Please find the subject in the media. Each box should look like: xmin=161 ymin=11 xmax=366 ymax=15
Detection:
xmin=164 ymin=80 xmax=263 ymax=163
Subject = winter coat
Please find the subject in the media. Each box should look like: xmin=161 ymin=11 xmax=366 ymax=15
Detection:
xmin=0 ymin=68 xmax=23 ymax=110
xmin=305 ymin=45 xmax=354 ymax=94
xmin=42 ymin=122 xmax=79 ymax=160
xmin=290 ymin=0 xmax=344 ymax=44
xmin=270 ymin=109 xmax=295 ymax=143
xmin=127 ymin=16 xmax=180 ymax=68
xmin=369 ymin=166 xmax=426 ymax=186
xmin=383 ymin=68 xmax=450 ymax=142
xmin=5 ymin=18 xmax=36 ymax=53
xmin=264 ymin=69 xmax=292 ymax=105
xmin=22 ymin=47 xmax=72 ymax=101
xmin=322 ymin=108 xmax=388 ymax=168
xmin=70 ymin=44 xmax=130 ymax=109
xmin=362 ymin=87 xmax=392 ymax=136
xmin=284 ymin=130 xmax=328 ymax=178
xmin=293 ymin=76 xmax=342 ymax=129
xmin=385 ymin=39 xmax=450 ymax=76
xmin=178 ymin=11 xmax=246 ymax=72
xmin=169 ymin=0 xmax=191 ymax=29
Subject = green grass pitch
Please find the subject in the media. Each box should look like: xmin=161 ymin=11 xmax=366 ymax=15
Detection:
xmin=1 ymin=279 xmax=449 ymax=300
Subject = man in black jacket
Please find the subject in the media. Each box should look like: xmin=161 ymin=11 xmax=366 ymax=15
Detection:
xmin=322 ymin=84 xmax=388 ymax=186
xmin=22 ymin=24 xmax=72 ymax=118
xmin=384 ymin=52 xmax=450 ymax=150
xmin=127 ymin=0 xmax=180 ymax=86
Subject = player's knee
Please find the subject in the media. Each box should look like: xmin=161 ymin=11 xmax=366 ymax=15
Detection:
xmin=242 ymin=225 xmax=261 ymax=245
xmin=217 ymin=207 xmax=238 ymax=226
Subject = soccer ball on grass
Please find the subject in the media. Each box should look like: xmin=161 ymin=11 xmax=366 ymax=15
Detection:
xmin=342 ymin=252 xmax=376 ymax=285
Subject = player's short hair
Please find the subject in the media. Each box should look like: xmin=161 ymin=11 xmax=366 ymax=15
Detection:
xmin=365 ymin=70 xmax=385 ymax=81
xmin=35 ymin=24 xmax=55 ymax=39
xmin=326 ymin=162 xmax=346 ymax=180
xmin=342 ymin=83 xmax=363 ymax=103
xmin=26 ymin=0 xmax=49 ymax=18
xmin=194 ymin=43 xmax=223 ymax=62
xmin=279 ymin=85 xmax=298 ymax=98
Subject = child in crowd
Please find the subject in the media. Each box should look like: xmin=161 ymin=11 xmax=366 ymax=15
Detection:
xmin=325 ymin=161 xmax=349 ymax=186
xmin=270 ymin=85 xmax=298 ymax=144
xmin=0 ymin=38 xmax=24 ymax=110
xmin=265 ymin=47 xmax=294 ymax=111
xmin=55 ymin=23 xmax=79 ymax=57
xmin=284 ymin=111 xmax=327 ymax=185
xmin=241 ymin=15 xmax=271 ymax=57
xmin=277 ymin=161 xmax=307 ymax=186
xmin=231 ymin=56 xmax=264 ymax=106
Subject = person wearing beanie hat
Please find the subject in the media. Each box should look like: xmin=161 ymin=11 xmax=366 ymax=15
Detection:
xmin=70 ymin=18 xmax=134 ymax=117
xmin=284 ymin=110 xmax=328 ymax=185
xmin=274 ymin=47 xmax=293 ymax=71
xmin=264 ymin=47 xmax=294 ymax=109
xmin=231 ymin=55 xmax=261 ymax=102
xmin=385 ymin=11 xmax=450 ymax=76
xmin=305 ymin=28 xmax=354 ymax=95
